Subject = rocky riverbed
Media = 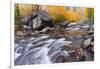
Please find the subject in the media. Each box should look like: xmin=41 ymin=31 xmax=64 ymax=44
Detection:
xmin=14 ymin=10 xmax=94 ymax=65
xmin=15 ymin=21 xmax=94 ymax=65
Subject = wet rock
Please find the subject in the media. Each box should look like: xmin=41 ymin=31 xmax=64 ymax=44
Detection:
xmin=40 ymin=27 xmax=54 ymax=33
xmin=82 ymin=38 xmax=94 ymax=49
xmin=60 ymin=21 xmax=69 ymax=28
xmin=55 ymin=55 xmax=66 ymax=63
xmin=50 ymin=51 xmax=68 ymax=63
xmin=66 ymin=48 xmax=85 ymax=62
xmin=31 ymin=16 xmax=42 ymax=30
xmin=22 ymin=25 xmax=31 ymax=31
xmin=83 ymin=38 xmax=91 ymax=47
xmin=67 ymin=22 xmax=78 ymax=27
xmin=91 ymin=25 xmax=94 ymax=31
xmin=75 ymin=48 xmax=85 ymax=61
xmin=32 ymin=10 xmax=52 ymax=21
xmin=31 ymin=11 xmax=54 ymax=31
xmin=84 ymin=48 xmax=94 ymax=61
xmin=66 ymin=29 xmax=87 ymax=37
xmin=68 ymin=28 xmax=81 ymax=33
xmin=87 ymin=31 xmax=94 ymax=35
xmin=85 ymin=38 xmax=94 ymax=53
xmin=81 ymin=37 xmax=94 ymax=61
xmin=81 ymin=24 xmax=90 ymax=30
xmin=16 ymin=31 xmax=26 ymax=37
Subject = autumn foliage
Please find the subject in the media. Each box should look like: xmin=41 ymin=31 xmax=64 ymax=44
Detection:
xmin=15 ymin=4 xmax=94 ymax=24
xmin=48 ymin=6 xmax=82 ymax=22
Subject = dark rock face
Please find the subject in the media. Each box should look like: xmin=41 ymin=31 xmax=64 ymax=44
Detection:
xmin=21 ymin=11 xmax=54 ymax=32
xmin=79 ymin=37 xmax=94 ymax=61
xmin=30 ymin=11 xmax=54 ymax=31
xmin=50 ymin=51 xmax=68 ymax=63
xmin=65 ymin=48 xmax=85 ymax=62
xmin=32 ymin=10 xmax=52 ymax=20
xmin=35 ymin=19 xmax=54 ymax=31
xmin=55 ymin=55 xmax=66 ymax=63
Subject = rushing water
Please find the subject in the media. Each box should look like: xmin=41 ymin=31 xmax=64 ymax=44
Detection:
xmin=15 ymin=21 xmax=94 ymax=65
xmin=15 ymin=34 xmax=72 ymax=65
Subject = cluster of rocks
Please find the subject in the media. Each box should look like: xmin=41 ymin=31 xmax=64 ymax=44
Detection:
xmin=53 ymin=21 xmax=94 ymax=62
xmin=15 ymin=10 xmax=94 ymax=64
xmin=21 ymin=10 xmax=54 ymax=32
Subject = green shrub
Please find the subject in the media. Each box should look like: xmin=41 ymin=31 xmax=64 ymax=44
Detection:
xmin=15 ymin=4 xmax=22 ymax=32
xmin=86 ymin=8 xmax=94 ymax=23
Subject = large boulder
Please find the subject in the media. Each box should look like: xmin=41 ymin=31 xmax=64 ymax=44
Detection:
xmin=50 ymin=51 xmax=68 ymax=63
xmin=31 ymin=10 xmax=52 ymax=21
xmin=32 ymin=11 xmax=54 ymax=30
xmin=26 ymin=11 xmax=55 ymax=31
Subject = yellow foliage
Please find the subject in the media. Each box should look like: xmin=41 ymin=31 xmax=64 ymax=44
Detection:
xmin=17 ymin=4 xmax=88 ymax=23
xmin=67 ymin=11 xmax=81 ymax=22
xmin=47 ymin=6 xmax=84 ymax=22
xmin=47 ymin=6 xmax=67 ymax=20
xmin=48 ymin=6 xmax=68 ymax=15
